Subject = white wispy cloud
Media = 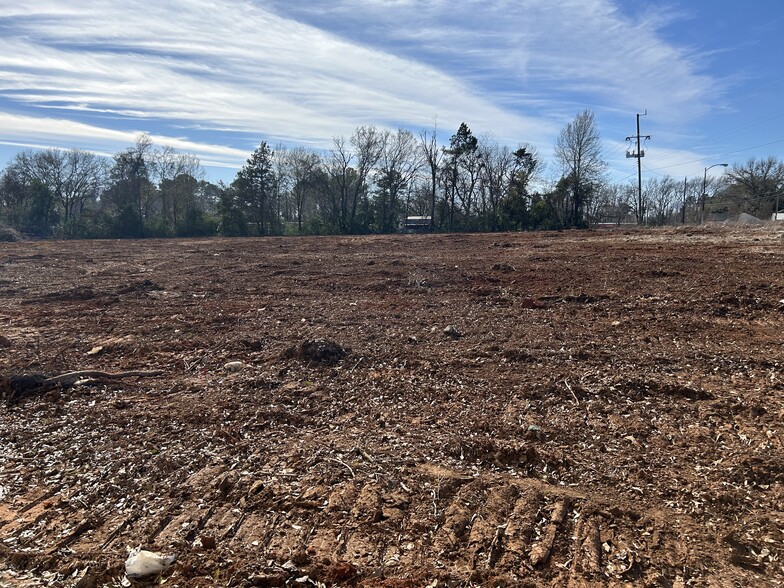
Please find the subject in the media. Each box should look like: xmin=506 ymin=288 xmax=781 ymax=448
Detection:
xmin=264 ymin=0 xmax=718 ymax=120
xmin=0 ymin=0 xmax=721 ymax=174
xmin=0 ymin=1 xmax=551 ymax=141
xmin=0 ymin=112 xmax=249 ymax=168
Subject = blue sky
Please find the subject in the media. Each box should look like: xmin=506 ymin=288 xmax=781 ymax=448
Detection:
xmin=1 ymin=0 xmax=782 ymax=186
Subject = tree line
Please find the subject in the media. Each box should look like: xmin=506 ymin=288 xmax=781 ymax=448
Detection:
xmin=1 ymin=111 xmax=782 ymax=239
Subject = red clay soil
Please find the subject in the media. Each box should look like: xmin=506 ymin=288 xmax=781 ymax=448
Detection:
xmin=0 ymin=226 xmax=783 ymax=587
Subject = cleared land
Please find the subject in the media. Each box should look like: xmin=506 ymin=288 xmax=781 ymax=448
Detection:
xmin=0 ymin=227 xmax=783 ymax=587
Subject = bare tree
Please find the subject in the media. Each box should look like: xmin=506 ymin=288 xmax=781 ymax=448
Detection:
xmin=62 ymin=150 xmax=107 ymax=223
xmin=478 ymin=138 xmax=538 ymax=231
xmin=593 ymin=183 xmax=634 ymax=225
xmin=107 ymin=134 xmax=154 ymax=231
xmin=723 ymin=156 xmax=784 ymax=218
xmin=152 ymin=147 xmax=203 ymax=231
xmin=682 ymin=177 xmax=704 ymax=223
xmin=319 ymin=126 xmax=385 ymax=233
xmin=376 ymin=129 xmax=421 ymax=232
xmin=11 ymin=148 xmax=107 ymax=227
xmin=1 ymin=159 xmax=59 ymax=235
xmin=272 ymin=144 xmax=289 ymax=226
xmin=350 ymin=125 xmax=385 ymax=230
xmin=476 ymin=137 xmax=501 ymax=230
xmin=554 ymin=110 xmax=606 ymax=227
xmin=419 ymin=121 xmax=443 ymax=229
xmin=323 ymin=135 xmax=355 ymax=231
xmin=283 ymin=147 xmax=321 ymax=232
xmin=644 ymin=177 xmax=680 ymax=225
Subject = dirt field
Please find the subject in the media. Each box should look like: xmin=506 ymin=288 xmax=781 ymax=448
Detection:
xmin=1 ymin=226 xmax=783 ymax=587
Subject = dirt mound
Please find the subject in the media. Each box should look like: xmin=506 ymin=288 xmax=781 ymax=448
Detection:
xmin=0 ymin=225 xmax=23 ymax=242
xmin=283 ymin=338 xmax=349 ymax=364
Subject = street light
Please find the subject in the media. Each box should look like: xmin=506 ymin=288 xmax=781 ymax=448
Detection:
xmin=701 ymin=163 xmax=728 ymax=224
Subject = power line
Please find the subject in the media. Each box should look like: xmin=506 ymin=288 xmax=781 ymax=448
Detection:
xmin=703 ymin=108 xmax=784 ymax=145
xmin=644 ymin=78 xmax=784 ymax=152
xmin=639 ymin=78 xmax=784 ymax=169
xmin=643 ymin=138 xmax=784 ymax=173
xmin=604 ymin=139 xmax=632 ymax=159
xmin=644 ymin=110 xmax=784 ymax=167
xmin=641 ymin=162 xmax=672 ymax=178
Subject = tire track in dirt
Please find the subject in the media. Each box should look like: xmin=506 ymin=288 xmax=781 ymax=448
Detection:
xmin=0 ymin=463 xmax=678 ymax=584
xmin=0 ymin=418 xmax=774 ymax=586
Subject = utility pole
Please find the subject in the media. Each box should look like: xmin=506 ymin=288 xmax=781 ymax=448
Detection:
xmin=626 ymin=111 xmax=651 ymax=225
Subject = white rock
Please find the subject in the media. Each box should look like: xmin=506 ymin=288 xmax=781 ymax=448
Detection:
xmin=125 ymin=547 xmax=176 ymax=579
xmin=224 ymin=361 xmax=246 ymax=372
